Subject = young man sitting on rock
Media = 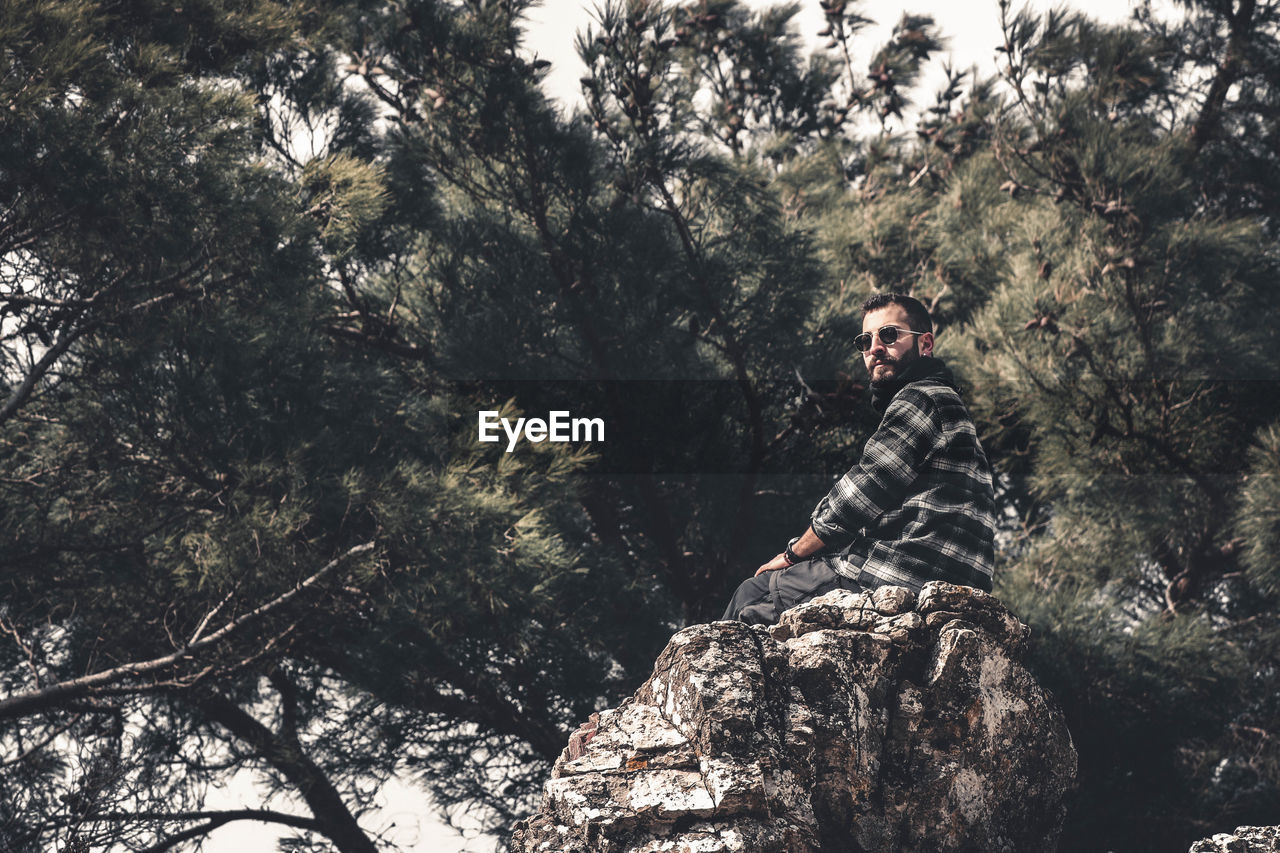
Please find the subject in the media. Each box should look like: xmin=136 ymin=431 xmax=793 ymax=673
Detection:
xmin=723 ymin=293 xmax=998 ymax=625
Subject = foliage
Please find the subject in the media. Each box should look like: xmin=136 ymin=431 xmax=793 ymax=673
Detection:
xmin=785 ymin=1 xmax=1280 ymax=847
xmin=2 ymin=0 xmax=1279 ymax=850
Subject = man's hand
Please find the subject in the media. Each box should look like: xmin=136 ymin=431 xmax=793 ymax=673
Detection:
xmin=753 ymin=528 xmax=827 ymax=577
xmin=755 ymin=554 xmax=790 ymax=576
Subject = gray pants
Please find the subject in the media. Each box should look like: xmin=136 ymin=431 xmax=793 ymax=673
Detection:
xmin=721 ymin=557 xmax=867 ymax=625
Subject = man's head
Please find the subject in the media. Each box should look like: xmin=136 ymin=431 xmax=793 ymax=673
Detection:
xmin=858 ymin=293 xmax=934 ymax=384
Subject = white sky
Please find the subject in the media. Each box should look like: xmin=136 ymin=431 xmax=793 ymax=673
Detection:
xmin=525 ymin=0 xmax=1149 ymax=111
xmin=199 ymin=0 xmax=1145 ymax=851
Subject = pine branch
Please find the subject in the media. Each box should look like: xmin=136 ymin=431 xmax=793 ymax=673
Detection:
xmin=0 ymin=543 xmax=374 ymax=720
xmin=0 ymin=714 xmax=82 ymax=767
xmin=0 ymin=211 xmax=78 ymax=260
xmin=269 ymin=670 xmax=302 ymax=745
xmin=198 ymin=693 xmax=379 ymax=853
xmin=325 ymin=324 xmax=434 ymax=360
xmin=1190 ymin=0 xmax=1259 ymax=151
xmin=0 ymin=309 xmax=96 ymax=426
xmin=79 ymin=809 xmax=323 ymax=853
xmin=0 ymin=264 xmax=226 ymax=427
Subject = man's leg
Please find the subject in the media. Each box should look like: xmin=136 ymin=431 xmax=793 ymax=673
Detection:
xmin=721 ymin=557 xmax=865 ymax=625
xmin=721 ymin=572 xmax=772 ymax=622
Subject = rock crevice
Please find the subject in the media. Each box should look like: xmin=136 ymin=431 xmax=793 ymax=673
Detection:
xmin=512 ymin=582 xmax=1078 ymax=853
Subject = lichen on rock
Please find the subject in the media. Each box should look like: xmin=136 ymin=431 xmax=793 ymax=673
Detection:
xmin=1190 ymin=826 xmax=1280 ymax=853
xmin=511 ymin=582 xmax=1078 ymax=853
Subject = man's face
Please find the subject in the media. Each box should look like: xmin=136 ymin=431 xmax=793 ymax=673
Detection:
xmin=861 ymin=304 xmax=934 ymax=384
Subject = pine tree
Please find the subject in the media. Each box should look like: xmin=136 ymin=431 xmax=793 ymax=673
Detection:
xmin=0 ymin=0 xmax=637 ymax=848
xmin=789 ymin=2 xmax=1280 ymax=848
xmin=6 ymin=0 xmax=1279 ymax=849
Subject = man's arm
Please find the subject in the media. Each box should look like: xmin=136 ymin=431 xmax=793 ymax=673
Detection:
xmin=809 ymin=386 xmax=941 ymax=544
xmin=754 ymin=388 xmax=942 ymax=577
xmin=755 ymin=527 xmax=826 ymax=576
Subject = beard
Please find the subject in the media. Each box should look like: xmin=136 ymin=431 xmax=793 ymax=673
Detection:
xmin=869 ymin=342 xmax=920 ymax=386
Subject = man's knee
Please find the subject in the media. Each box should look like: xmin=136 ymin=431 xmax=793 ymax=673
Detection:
xmin=722 ymin=574 xmax=772 ymax=622
xmin=722 ymin=559 xmax=865 ymax=625
xmin=736 ymin=599 xmax=780 ymax=625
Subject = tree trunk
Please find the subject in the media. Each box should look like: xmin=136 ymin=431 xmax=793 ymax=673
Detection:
xmin=198 ymin=691 xmax=379 ymax=853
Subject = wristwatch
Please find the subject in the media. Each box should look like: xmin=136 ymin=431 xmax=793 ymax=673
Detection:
xmin=783 ymin=536 xmax=802 ymax=566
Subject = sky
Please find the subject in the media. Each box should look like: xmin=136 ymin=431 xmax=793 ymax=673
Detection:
xmin=199 ymin=0 xmax=1147 ymax=851
xmin=524 ymin=0 xmax=1152 ymax=110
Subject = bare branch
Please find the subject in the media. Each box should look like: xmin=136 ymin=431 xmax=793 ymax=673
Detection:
xmin=1190 ymin=0 xmax=1259 ymax=151
xmin=189 ymin=583 xmax=241 ymax=645
xmin=0 ymin=611 xmax=41 ymax=686
xmin=0 ymin=713 xmax=82 ymax=767
xmin=0 ymin=542 xmax=374 ymax=720
xmin=198 ymin=694 xmax=381 ymax=853
xmin=325 ymin=324 xmax=434 ymax=360
xmin=0 ymin=313 xmax=95 ymax=426
xmin=80 ymin=809 xmax=323 ymax=853
xmin=0 ymin=264 xmax=231 ymax=427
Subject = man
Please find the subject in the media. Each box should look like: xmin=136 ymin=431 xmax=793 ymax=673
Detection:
xmin=722 ymin=293 xmax=997 ymax=624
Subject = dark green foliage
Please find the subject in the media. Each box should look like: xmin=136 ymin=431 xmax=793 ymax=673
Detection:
xmin=1001 ymin=571 xmax=1256 ymax=850
xmin=786 ymin=3 xmax=1280 ymax=849
xmin=1238 ymin=425 xmax=1280 ymax=594
xmin=0 ymin=0 xmax=656 ymax=849
xmin=3 ymin=0 xmax=1280 ymax=850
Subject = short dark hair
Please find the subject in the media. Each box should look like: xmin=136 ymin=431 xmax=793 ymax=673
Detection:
xmin=861 ymin=293 xmax=932 ymax=334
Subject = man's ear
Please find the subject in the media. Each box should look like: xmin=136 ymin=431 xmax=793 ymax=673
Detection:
xmin=920 ymin=332 xmax=935 ymax=356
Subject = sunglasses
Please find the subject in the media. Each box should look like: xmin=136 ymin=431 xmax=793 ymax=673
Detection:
xmin=854 ymin=325 xmax=924 ymax=353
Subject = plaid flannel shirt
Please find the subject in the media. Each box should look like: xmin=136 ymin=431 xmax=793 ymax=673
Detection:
xmin=810 ymin=377 xmax=996 ymax=593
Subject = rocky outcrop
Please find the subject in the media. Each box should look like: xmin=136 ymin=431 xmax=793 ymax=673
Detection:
xmin=1190 ymin=827 xmax=1280 ymax=852
xmin=510 ymin=582 xmax=1077 ymax=853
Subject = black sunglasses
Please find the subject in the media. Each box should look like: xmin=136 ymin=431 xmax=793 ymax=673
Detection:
xmin=854 ymin=325 xmax=924 ymax=352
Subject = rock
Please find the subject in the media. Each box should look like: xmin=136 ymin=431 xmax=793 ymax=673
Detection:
xmin=511 ymin=582 xmax=1078 ymax=853
xmin=871 ymin=585 xmax=916 ymax=615
xmin=1190 ymin=827 xmax=1280 ymax=853
xmin=770 ymin=588 xmax=879 ymax=641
